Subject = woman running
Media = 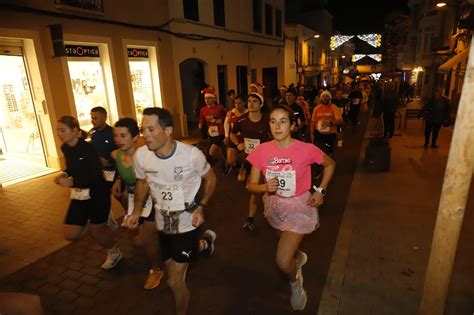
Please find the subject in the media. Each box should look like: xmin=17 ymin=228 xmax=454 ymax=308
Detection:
xmin=246 ymin=105 xmax=335 ymax=311
xmin=54 ymin=116 xmax=122 ymax=270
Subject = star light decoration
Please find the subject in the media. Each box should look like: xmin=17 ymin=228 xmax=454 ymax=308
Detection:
xmin=352 ymin=54 xmax=367 ymax=62
xmin=330 ymin=35 xmax=354 ymax=50
xmin=351 ymin=54 xmax=382 ymax=63
xmin=357 ymin=34 xmax=382 ymax=48
xmin=330 ymin=34 xmax=382 ymax=50
xmin=370 ymin=73 xmax=382 ymax=80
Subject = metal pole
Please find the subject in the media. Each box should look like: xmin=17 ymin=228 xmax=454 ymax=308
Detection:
xmin=419 ymin=36 xmax=474 ymax=314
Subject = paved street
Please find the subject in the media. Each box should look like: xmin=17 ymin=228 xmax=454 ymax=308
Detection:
xmin=0 ymin=114 xmax=368 ymax=315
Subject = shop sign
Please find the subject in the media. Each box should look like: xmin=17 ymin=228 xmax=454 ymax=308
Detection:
xmin=127 ymin=48 xmax=149 ymax=58
xmin=65 ymin=45 xmax=100 ymax=57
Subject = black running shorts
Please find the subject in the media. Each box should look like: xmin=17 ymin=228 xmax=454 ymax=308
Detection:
xmin=159 ymin=229 xmax=199 ymax=263
xmin=64 ymin=191 xmax=111 ymax=226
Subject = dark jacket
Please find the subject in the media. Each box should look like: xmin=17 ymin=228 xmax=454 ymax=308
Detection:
xmin=420 ymin=96 xmax=450 ymax=124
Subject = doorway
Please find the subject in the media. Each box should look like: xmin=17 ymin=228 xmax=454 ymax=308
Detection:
xmin=262 ymin=67 xmax=278 ymax=106
xmin=179 ymin=58 xmax=206 ymax=137
xmin=0 ymin=48 xmax=51 ymax=186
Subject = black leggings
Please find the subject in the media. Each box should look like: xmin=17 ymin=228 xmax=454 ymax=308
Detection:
xmin=313 ymin=131 xmax=337 ymax=156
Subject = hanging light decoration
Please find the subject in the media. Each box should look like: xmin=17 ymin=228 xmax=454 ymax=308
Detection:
xmin=370 ymin=73 xmax=382 ymax=80
xmin=330 ymin=35 xmax=354 ymax=50
xmin=367 ymin=54 xmax=382 ymax=62
xmin=352 ymin=54 xmax=366 ymax=62
xmin=357 ymin=34 xmax=382 ymax=47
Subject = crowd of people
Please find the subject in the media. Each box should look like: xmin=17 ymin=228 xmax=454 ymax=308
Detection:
xmin=42 ymin=76 xmax=451 ymax=315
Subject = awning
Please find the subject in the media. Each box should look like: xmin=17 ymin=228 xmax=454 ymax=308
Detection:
xmin=438 ymin=49 xmax=469 ymax=72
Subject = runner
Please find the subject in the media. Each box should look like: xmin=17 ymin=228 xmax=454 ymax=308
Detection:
xmin=310 ymin=90 xmax=343 ymax=156
xmin=110 ymin=117 xmax=164 ymax=290
xmin=331 ymin=89 xmax=348 ymax=147
xmin=246 ymin=104 xmax=336 ymax=311
xmin=90 ymin=106 xmax=119 ymax=230
xmin=198 ymin=86 xmax=227 ymax=172
xmin=223 ymin=94 xmax=248 ymax=174
xmin=284 ymin=87 xmax=305 ymax=140
xmin=128 ymin=108 xmax=217 ymax=315
xmin=54 ymin=116 xmax=122 ymax=270
xmin=230 ymin=93 xmax=271 ymax=231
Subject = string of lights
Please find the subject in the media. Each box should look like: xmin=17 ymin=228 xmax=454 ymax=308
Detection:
xmin=330 ymin=34 xmax=382 ymax=50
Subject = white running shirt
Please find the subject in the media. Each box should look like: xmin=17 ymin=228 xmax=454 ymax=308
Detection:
xmin=134 ymin=141 xmax=211 ymax=234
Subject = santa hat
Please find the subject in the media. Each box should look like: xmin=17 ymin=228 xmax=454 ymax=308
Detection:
xmin=249 ymin=82 xmax=263 ymax=90
xmin=248 ymin=92 xmax=264 ymax=104
xmin=201 ymin=86 xmax=216 ymax=98
xmin=320 ymin=90 xmax=332 ymax=99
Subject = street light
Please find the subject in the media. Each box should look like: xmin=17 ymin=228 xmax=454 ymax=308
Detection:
xmin=436 ymin=2 xmax=447 ymax=7
xmin=303 ymin=34 xmax=320 ymax=42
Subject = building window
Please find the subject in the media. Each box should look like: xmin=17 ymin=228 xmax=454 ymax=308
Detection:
xmin=213 ymin=0 xmax=225 ymax=27
xmin=217 ymin=65 xmax=228 ymax=105
xmin=183 ymin=0 xmax=199 ymax=21
xmin=55 ymin=0 xmax=104 ymax=12
xmin=265 ymin=4 xmax=273 ymax=35
xmin=275 ymin=8 xmax=282 ymax=37
xmin=253 ymin=0 xmax=262 ymax=33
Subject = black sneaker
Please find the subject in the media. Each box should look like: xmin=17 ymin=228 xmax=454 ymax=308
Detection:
xmin=202 ymin=230 xmax=217 ymax=256
xmin=242 ymin=221 xmax=254 ymax=232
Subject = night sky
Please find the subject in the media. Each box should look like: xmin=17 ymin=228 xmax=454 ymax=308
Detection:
xmin=293 ymin=0 xmax=410 ymax=34
xmin=327 ymin=0 xmax=410 ymax=34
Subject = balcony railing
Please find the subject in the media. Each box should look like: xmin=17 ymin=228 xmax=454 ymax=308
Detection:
xmin=55 ymin=0 xmax=104 ymax=13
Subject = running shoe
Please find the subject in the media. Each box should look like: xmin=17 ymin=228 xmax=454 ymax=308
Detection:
xmin=101 ymin=248 xmax=123 ymax=270
xmin=202 ymin=229 xmax=217 ymax=256
xmin=144 ymin=268 xmax=164 ymax=290
xmin=237 ymin=168 xmax=247 ymax=182
xmin=290 ymin=275 xmax=307 ymax=311
xmin=242 ymin=221 xmax=253 ymax=232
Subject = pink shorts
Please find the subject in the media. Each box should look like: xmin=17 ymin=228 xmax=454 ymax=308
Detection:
xmin=263 ymin=191 xmax=319 ymax=234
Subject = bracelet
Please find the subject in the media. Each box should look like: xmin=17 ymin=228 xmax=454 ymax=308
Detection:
xmin=198 ymin=202 xmax=207 ymax=208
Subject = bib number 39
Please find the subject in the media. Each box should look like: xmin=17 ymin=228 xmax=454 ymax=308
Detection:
xmin=266 ymin=170 xmax=296 ymax=197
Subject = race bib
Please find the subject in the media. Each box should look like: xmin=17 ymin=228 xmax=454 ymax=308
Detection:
xmin=70 ymin=188 xmax=91 ymax=200
xmin=244 ymin=138 xmax=260 ymax=154
xmin=266 ymin=170 xmax=296 ymax=197
xmin=208 ymin=125 xmax=219 ymax=137
xmin=317 ymin=120 xmax=331 ymax=133
xmin=103 ymin=170 xmax=115 ymax=182
xmin=127 ymin=193 xmax=153 ymax=217
xmin=352 ymin=98 xmax=360 ymax=105
xmin=150 ymin=183 xmax=185 ymax=211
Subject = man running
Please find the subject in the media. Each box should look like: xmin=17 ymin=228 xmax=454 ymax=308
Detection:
xmin=310 ymin=90 xmax=343 ymax=157
xmin=230 ymin=93 xmax=271 ymax=231
xmin=129 ymin=108 xmax=217 ymax=315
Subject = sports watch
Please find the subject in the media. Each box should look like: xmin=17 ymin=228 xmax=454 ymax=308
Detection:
xmin=313 ymin=185 xmax=327 ymax=196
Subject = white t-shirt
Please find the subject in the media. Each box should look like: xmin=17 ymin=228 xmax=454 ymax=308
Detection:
xmin=134 ymin=141 xmax=211 ymax=234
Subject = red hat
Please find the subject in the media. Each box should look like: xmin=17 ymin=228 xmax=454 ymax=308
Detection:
xmin=248 ymin=92 xmax=264 ymax=105
xmin=201 ymin=86 xmax=216 ymax=98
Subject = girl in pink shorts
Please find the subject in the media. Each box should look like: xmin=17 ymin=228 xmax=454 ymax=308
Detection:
xmin=246 ymin=104 xmax=336 ymax=311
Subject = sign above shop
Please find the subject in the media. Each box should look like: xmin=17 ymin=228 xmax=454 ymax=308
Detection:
xmin=65 ymin=45 xmax=100 ymax=57
xmin=127 ymin=48 xmax=149 ymax=58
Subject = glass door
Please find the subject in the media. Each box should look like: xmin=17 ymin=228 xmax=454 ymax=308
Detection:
xmin=0 ymin=52 xmax=46 ymax=166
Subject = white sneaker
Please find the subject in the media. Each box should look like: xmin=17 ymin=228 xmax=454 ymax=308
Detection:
xmin=290 ymin=275 xmax=307 ymax=311
xmin=101 ymin=248 xmax=123 ymax=270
